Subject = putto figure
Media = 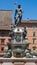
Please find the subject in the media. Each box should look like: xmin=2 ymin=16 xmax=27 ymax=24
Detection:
xmin=14 ymin=5 xmax=23 ymax=26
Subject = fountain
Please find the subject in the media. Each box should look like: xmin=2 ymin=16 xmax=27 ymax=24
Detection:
xmin=4 ymin=5 xmax=37 ymax=58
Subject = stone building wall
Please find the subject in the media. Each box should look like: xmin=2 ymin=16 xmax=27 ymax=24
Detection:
xmin=21 ymin=21 xmax=37 ymax=49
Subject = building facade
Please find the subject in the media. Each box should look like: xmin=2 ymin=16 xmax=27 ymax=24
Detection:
xmin=0 ymin=10 xmax=12 ymax=56
xmin=21 ymin=20 xmax=37 ymax=49
xmin=0 ymin=11 xmax=37 ymax=65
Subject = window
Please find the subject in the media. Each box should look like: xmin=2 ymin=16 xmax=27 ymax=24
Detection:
xmin=33 ymin=32 xmax=35 ymax=36
xmin=1 ymin=39 xmax=5 ymax=45
xmin=32 ymin=26 xmax=36 ymax=30
xmin=1 ymin=32 xmax=5 ymax=36
xmin=33 ymin=38 xmax=36 ymax=44
xmin=32 ymin=46 xmax=36 ymax=50
xmin=1 ymin=47 xmax=4 ymax=51
xmin=8 ymin=39 xmax=11 ymax=42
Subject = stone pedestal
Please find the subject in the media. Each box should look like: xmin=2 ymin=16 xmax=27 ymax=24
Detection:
xmin=0 ymin=58 xmax=37 ymax=65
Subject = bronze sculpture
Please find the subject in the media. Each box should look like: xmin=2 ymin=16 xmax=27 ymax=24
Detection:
xmin=14 ymin=5 xmax=23 ymax=26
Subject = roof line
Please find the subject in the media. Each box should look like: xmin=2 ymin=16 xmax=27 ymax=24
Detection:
xmin=22 ymin=20 xmax=37 ymax=21
xmin=0 ymin=10 xmax=12 ymax=11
